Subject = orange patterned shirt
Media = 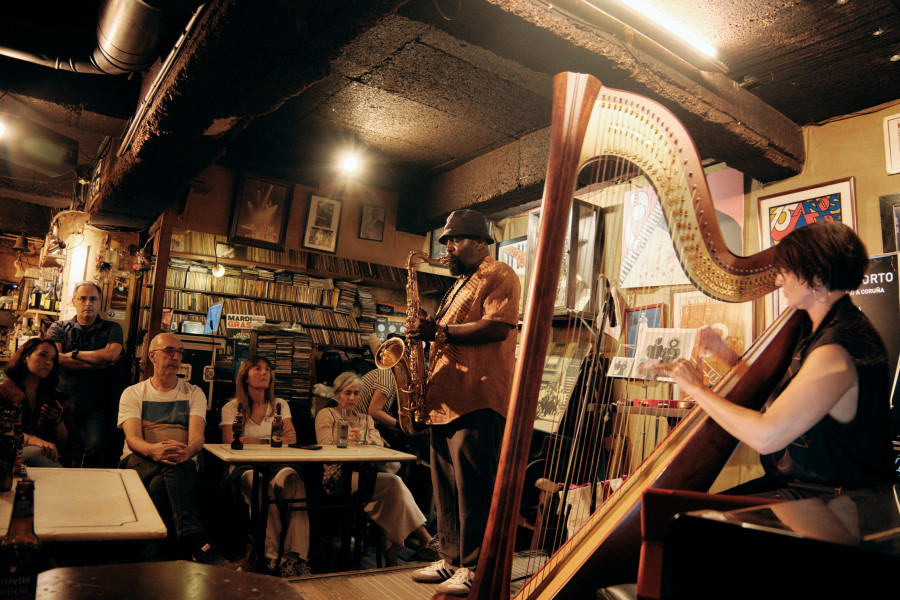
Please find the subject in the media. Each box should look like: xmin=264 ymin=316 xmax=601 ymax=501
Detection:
xmin=426 ymin=256 xmax=520 ymax=425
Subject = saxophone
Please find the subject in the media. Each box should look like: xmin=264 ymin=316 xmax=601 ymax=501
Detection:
xmin=375 ymin=251 xmax=451 ymax=435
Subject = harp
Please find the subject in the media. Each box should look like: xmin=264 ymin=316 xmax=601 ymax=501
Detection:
xmin=462 ymin=73 xmax=804 ymax=600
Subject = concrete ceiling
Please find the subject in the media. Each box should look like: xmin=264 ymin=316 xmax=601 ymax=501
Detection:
xmin=1 ymin=0 xmax=899 ymax=239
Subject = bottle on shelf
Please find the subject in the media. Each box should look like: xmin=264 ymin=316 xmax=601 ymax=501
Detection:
xmin=231 ymin=414 xmax=244 ymax=450
xmin=337 ymin=408 xmax=349 ymax=448
xmin=0 ymin=477 xmax=41 ymax=600
xmin=270 ymin=404 xmax=283 ymax=448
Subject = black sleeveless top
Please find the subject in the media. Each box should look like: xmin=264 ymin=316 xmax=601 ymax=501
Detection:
xmin=760 ymin=296 xmax=896 ymax=487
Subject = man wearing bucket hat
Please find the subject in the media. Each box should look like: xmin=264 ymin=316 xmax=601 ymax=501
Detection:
xmin=407 ymin=209 xmax=520 ymax=596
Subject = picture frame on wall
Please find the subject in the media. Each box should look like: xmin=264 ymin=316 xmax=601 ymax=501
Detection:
xmin=757 ymin=177 xmax=856 ymax=250
xmin=624 ymin=303 xmax=664 ymax=358
xmin=430 ymin=227 xmax=444 ymax=259
xmin=359 ymin=204 xmax=385 ymax=242
xmin=884 ymin=112 xmax=900 ymax=175
xmin=303 ymin=195 xmax=342 ymax=254
xmin=228 ymin=172 xmax=293 ymax=251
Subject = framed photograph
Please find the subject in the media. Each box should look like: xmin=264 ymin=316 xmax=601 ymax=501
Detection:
xmin=757 ymin=177 xmax=856 ymax=250
xmin=359 ymin=204 xmax=385 ymax=242
xmin=303 ymin=195 xmax=342 ymax=254
xmin=430 ymin=227 xmax=444 ymax=259
xmin=228 ymin=173 xmax=293 ymax=251
xmin=624 ymin=303 xmax=664 ymax=358
xmin=885 ymin=113 xmax=900 ymax=175
xmin=879 ymin=193 xmax=900 ymax=253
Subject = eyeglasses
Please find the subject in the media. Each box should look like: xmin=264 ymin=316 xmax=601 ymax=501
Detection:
xmin=153 ymin=346 xmax=184 ymax=358
xmin=75 ymin=296 xmax=100 ymax=303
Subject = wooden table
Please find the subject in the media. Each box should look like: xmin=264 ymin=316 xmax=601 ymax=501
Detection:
xmin=203 ymin=443 xmax=416 ymax=570
xmin=0 ymin=468 xmax=167 ymax=542
xmin=36 ymin=560 xmax=304 ymax=599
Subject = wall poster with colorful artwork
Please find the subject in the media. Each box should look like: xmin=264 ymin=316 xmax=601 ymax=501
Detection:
xmin=757 ymin=177 xmax=856 ymax=250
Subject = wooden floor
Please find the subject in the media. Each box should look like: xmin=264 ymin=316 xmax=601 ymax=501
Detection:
xmin=287 ymin=553 xmax=546 ymax=600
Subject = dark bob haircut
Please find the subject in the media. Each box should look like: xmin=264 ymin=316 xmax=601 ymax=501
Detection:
xmin=772 ymin=221 xmax=868 ymax=291
xmin=4 ymin=337 xmax=60 ymax=393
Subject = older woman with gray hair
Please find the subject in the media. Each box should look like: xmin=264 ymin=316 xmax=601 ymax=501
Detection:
xmin=315 ymin=371 xmax=439 ymax=565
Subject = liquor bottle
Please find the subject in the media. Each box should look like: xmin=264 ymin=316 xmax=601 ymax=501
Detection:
xmin=0 ymin=478 xmax=41 ymax=600
xmin=231 ymin=414 xmax=244 ymax=450
xmin=337 ymin=408 xmax=349 ymax=448
xmin=270 ymin=404 xmax=283 ymax=448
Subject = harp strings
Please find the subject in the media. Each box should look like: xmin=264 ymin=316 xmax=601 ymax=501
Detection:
xmin=521 ymin=93 xmax=696 ymax=589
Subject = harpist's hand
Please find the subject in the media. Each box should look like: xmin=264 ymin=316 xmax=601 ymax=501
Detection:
xmin=657 ymin=358 xmax=704 ymax=394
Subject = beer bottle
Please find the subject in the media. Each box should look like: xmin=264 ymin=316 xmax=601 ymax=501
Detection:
xmin=0 ymin=412 xmax=14 ymax=492
xmin=231 ymin=414 xmax=244 ymax=450
xmin=12 ymin=406 xmax=23 ymax=479
xmin=270 ymin=404 xmax=283 ymax=448
xmin=0 ymin=478 xmax=41 ymax=600
xmin=337 ymin=408 xmax=349 ymax=448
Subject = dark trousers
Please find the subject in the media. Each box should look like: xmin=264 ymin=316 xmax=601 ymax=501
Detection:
xmin=120 ymin=453 xmax=205 ymax=540
xmin=430 ymin=408 xmax=504 ymax=568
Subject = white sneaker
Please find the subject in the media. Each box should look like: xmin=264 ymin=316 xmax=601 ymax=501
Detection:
xmin=435 ymin=567 xmax=474 ymax=596
xmin=411 ymin=559 xmax=456 ymax=583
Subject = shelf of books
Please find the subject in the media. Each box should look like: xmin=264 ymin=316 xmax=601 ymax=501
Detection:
xmin=252 ymin=330 xmax=314 ymax=415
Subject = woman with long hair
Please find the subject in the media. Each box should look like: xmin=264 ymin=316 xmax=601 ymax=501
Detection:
xmin=316 ymin=371 xmax=439 ymax=566
xmin=220 ymin=355 xmax=311 ymax=576
xmin=0 ymin=337 xmax=71 ymax=466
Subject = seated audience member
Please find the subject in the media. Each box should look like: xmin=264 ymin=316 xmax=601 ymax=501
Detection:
xmin=221 ymin=355 xmax=311 ymax=577
xmin=117 ymin=332 xmax=233 ymax=567
xmin=0 ymin=337 xmax=71 ymax=467
xmin=662 ymin=222 xmax=897 ymax=497
xmin=315 ymin=371 xmax=439 ymax=565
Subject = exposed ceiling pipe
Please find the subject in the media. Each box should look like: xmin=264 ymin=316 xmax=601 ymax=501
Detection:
xmin=0 ymin=0 xmax=203 ymax=75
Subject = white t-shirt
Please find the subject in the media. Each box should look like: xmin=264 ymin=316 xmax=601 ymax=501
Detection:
xmin=117 ymin=378 xmax=207 ymax=459
xmin=220 ymin=398 xmax=292 ymax=439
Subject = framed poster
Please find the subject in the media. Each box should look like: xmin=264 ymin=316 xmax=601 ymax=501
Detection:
xmin=878 ymin=193 xmax=900 ymax=253
xmin=619 ymin=185 xmax=690 ymax=288
xmin=359 ymin=204 xmax=385 ymax=242
xmin=884 ymin=113 xmax=900 ymax=175
xmin=624 ymin=303 xmax=664 ymax=358
xmin=229 ymin=173 xmax=293 ymax=251
xmin=303 ymin=195 xmax=342 ymax=253
xmin=757 ymin=177 xmax=856 ymax=249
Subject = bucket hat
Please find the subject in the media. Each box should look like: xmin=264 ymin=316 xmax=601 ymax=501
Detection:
xmin=438 ymin=209 xmax=494 ymax=244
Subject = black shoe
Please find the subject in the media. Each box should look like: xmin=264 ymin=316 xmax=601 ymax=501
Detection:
xmin=192 ymin=544 xmax=240 ymax=570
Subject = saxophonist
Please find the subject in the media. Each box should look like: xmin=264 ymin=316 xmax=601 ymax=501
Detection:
xmin=406 ymin=209 xmax=521 ymax=597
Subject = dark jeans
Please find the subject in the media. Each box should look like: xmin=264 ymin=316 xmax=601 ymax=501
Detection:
xmin=75 ymin=409 xmax=107 ymax=468
xmin=430 ymin=408 xmax=504 ymax=568
xmin=120 ymin=453 xmax=205 ymax=540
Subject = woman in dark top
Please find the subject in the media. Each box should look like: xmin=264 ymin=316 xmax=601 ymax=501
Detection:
xmin=0 ymin=337 xmax=72 ymax=466
xmin=663 ymin=221 xmax=896 ymax=497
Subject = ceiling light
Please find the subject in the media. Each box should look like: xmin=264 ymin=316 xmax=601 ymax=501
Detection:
xmin=585 ymin=0 xmax=717 ymax=57
xmin=873 ymin=29 xmax=884 ymax=37
xmin=891 ymin=54 xmax=900 ymax=62
xmin=0 ymin=120 xmax=5 ymax=138
xmin=341 ymin=154 xmax=360 ymax=174
xmin=211 ymin=262 xmax=225 ymax=278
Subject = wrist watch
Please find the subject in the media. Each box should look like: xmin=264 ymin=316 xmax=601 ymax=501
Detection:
xmin=71 ymin=349 xmax=80 ymax=360
xmin=434 ymin=324 xmax=449 ymax=345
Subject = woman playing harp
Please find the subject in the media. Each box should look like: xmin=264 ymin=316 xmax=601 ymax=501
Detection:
xmin=465 ymin=72 xmax=820 ymax=600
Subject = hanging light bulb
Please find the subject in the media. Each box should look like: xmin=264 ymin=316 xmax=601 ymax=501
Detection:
xmin=211 ymin=262 xmax=225 ymax=278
